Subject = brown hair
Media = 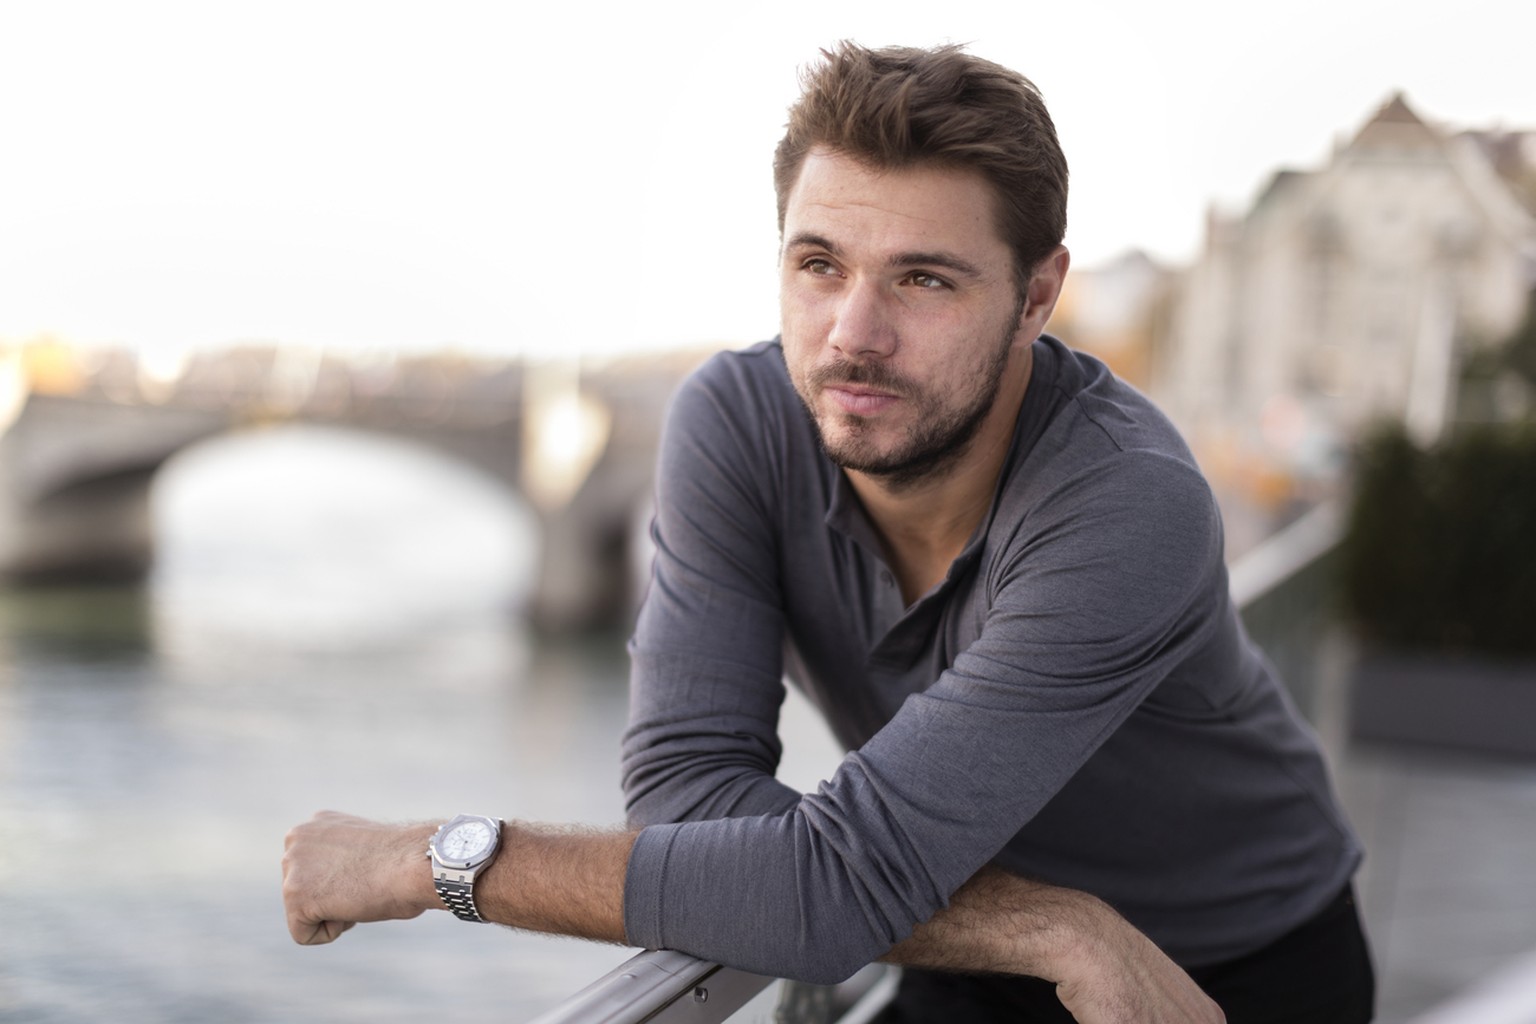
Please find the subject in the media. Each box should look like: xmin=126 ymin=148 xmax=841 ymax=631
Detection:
xmin=773 ymin=42 xmax=1068 ymax=288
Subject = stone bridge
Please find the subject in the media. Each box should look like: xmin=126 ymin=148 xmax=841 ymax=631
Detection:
xmin=0 ymin=343 xmax=713 ymax=630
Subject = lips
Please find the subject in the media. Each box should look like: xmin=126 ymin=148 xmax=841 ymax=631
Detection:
xmin=824 ymin=382 xmax=900 ymax=416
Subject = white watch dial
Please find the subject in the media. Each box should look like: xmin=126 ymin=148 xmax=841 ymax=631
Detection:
xmin=442 ymin=820 xmax=494 ymax=860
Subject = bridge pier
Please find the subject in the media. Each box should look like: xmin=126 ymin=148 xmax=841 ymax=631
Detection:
xmin=0 ymin=466 xmax=158 ymax=582
xmin=1 ymin=394 xmax=229 ymax=584
xmin=529 ymin=507 xmax=633 ymax=633
xmin=525 ymin=458 xmax=654 ymax=634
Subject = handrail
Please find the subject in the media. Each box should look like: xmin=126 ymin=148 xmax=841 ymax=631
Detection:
xmin=1228 ymin=498 xmax=1350 ymax=733
xmin=526 ymin=950 xmax=771 ymax=1024
xmin=1228 ymin=500 xmax=1344 ymax=609
xmin=527 ymin=951 xmax=894 ymax=1024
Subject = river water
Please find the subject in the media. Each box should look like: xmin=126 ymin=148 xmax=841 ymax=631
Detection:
xmin=0 ymin=425 xmax=839 ymax=1022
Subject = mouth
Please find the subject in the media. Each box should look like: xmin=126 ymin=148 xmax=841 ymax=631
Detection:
xmin=807 ymin=361 xmax=910 ymax=415
xmin=822 ymin=381 xmax=902 ymax=417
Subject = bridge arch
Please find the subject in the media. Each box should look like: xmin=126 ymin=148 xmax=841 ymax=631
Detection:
xmin=149 ymin=423 xmax=543 ymax=647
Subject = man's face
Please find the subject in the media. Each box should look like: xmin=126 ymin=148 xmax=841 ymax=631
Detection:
xmin=779 ymin=148 xmax=1029 ymax=487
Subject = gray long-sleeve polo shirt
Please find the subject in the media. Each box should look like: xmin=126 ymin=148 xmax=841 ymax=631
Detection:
xmin=620 ymin=336 xmax=1362 ymax=983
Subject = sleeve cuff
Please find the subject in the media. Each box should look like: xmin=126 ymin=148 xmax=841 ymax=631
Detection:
xmin=622 ymin=823 xmax=684 ymax=950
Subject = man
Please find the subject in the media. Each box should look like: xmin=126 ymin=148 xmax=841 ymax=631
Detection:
xmin=284 ymin=43 xmax=1373 ymax=1023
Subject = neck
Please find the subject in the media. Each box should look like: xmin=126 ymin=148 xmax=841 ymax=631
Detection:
xmin=848 ymin=344 xmax=1033 ymax=605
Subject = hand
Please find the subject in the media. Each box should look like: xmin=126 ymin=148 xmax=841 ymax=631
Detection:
xmin=282 ymin=811 xmax=438 ymax=945
xmin=1052 ymin=906 xmax=1225 ymax=1024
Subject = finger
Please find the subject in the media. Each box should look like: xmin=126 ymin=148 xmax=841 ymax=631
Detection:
xmin=295 ymin=917 xmax=355 ymax=945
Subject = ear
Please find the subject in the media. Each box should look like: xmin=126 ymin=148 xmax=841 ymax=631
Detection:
xmin=1017 ymin=246 xmax=1070 ymax=334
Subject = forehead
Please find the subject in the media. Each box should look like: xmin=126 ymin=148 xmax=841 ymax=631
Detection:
xmin=782 ymin=148 xmax=1012 ymax=265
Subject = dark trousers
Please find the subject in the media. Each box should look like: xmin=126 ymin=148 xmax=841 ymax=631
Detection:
xmin=875 ymin=886 xmax=1375 ymax=1023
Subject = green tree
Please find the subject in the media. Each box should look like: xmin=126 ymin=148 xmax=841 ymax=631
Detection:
xmin=1342 ymin=421 xmax=1536 ymax=656
xmin=1503 ymin=288 xmax=1536 ymax=390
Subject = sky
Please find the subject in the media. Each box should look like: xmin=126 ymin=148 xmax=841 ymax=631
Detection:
xmin=3 ymin=0 xmax=1534 ymax=358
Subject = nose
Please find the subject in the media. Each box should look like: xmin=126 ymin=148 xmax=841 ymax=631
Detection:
xmin=827 ymin=281 xmax=897 ymax=360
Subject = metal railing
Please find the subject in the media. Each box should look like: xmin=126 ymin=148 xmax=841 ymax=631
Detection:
xmin=1229 ymin=500 xmax=1350 ymax=748
xmin=526 ymin=953 xmax=897 ymax=1024
xmin=529 ymin=500 xmax=1348 ymax=1024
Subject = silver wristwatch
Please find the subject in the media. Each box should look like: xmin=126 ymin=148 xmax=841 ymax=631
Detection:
xmin=427 ymin=814 xmax=503 ymax=922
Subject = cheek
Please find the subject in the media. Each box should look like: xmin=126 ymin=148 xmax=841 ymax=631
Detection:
xmin=778 ymin=297 xmax=824 ymax=364
xmin=781 ymin=341 xmax=819 ymax=400
xmin=779 ymin=285 xmax=825 ymax=333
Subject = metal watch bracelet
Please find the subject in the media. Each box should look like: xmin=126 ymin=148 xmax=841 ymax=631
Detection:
xmin=433 ymin=877 xmax=485 ymax=923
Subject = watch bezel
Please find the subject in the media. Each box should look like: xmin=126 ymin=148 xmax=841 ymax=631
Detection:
xmin=428 ymin=814 xmax=503 ymax=872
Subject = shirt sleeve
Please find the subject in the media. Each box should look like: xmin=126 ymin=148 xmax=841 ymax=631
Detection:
xmin=620 ymin=355 xmax=1228 ymax=984
xmin=621 ymin=352 xmax=803 ymax=827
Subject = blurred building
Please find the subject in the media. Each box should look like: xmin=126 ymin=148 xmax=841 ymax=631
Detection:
xmin=1049 ymin=249 xmax=1178 ymax=393
xmin=1156 ymin=94 xmax=1536 ymax=516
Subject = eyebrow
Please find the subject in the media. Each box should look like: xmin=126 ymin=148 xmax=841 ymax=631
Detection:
xmin=783 ymin=231 xmax=986 ymax=280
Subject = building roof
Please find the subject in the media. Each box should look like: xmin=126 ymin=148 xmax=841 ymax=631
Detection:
xmin=1348 ymin=91 xmax=1445 ymax=154
xmin=1459 ymin=129 xmax=1536 ymax=216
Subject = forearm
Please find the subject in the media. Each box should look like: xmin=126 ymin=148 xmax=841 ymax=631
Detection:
xmin=477 ymin=821 xmax=636 ymax=943
xmin=282 ymin=812 xmax=635 ymax=947
xmin=881 ymin=867 xmax=1098 ymax=979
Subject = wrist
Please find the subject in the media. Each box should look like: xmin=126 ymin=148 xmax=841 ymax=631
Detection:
xmin=405 ymin=821 xmax=445 ymax=914
xmin=1028 ymin=888 xmax=1119 ymax=985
